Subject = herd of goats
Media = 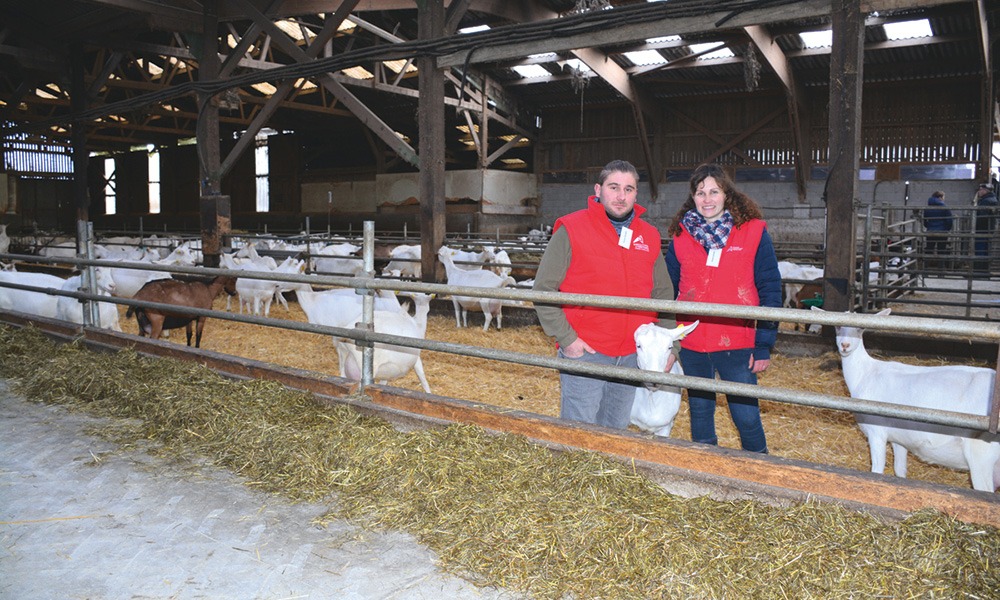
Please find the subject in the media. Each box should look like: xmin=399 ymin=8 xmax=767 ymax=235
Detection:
xmin=0 ymin=223 xmax=997 ymax=493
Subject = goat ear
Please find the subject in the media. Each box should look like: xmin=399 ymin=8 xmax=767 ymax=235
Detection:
xmin=809 ymin=306 xmax=824 ymax=312
xmin=877 ymin=308 xmax=891 ymax=317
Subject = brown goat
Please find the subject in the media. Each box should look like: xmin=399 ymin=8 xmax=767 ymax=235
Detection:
xmin=126 ymin=275 xmax=237 ymax=347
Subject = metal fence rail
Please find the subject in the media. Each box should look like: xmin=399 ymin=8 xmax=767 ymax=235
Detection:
xmin=2 ymin=220 xmax=999 ymax=435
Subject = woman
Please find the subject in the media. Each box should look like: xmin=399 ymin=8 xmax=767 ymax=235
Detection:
xmin=664 ymin=164 xmax=781 ymax=453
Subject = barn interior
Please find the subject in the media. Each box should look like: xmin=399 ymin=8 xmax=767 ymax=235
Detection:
xmin=2 ymin=4 xmax=1000 ymax=595
xmin=1 ymin=1 xmax=996 ymax=304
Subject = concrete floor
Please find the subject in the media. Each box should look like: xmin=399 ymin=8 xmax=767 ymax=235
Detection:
xmin=0 ymin=382 xmax=523 ymax=600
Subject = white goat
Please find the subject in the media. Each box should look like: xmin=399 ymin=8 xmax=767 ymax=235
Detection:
xmin=437 ymin=246 xmax=515 ymax=331
xmin=0 ymin=271 xmax=66 ymax=318
xmin=777 ymin=261 xmax=824 ymax=309
xmin=382 ymin=244 xmax=422 ymax=278
xmin=439 ymin=245 xmax=496 ymax=271
xmin=297 ymin=287 xmax=403 ymax=333
xmin=271 ymin=257 xmax=311 ymax=312
xmin=491 ymin=249 xmax=512 ymax=278
xmin=234 ymin=256 xmax=304 ymax=317
xmin=0 ymin=267 xmax=116 ymax=327
xmin=55 ymin=270 xmax=122 ymax=331
xmin=333 ymin=293 xmax=435 ymax=393
xmin=631 ymin=321 xmax=699 ymax=437
xmin=818 ymin=307 xmax=1000 ymax=492
xmin=312 ymin=242 xmax=363 ymax=276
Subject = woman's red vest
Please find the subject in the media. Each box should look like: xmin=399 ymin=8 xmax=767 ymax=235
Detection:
xmin=672 ymin=219 xmax=765 ymax=352
xmin=554 ymin=198 xmax=661 ymax=356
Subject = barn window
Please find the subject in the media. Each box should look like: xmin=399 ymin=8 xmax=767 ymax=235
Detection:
xmin=255 ymin=133 xmax=269 ymax=212
xmin=103 ymin=157 xmax=116 ymax=215
xmin=147 ymin=146 xmax=160 ymax=214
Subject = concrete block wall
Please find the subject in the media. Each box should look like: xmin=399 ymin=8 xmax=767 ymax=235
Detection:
xmin=539 ymin=179 xmax=985 ymax=246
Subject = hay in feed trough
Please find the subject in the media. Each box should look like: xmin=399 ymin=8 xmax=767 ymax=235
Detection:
xmin=0 ymin=325 xmax=998 ymax=599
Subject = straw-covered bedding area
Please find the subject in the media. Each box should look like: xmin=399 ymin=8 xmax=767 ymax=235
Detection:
xmin=121 ymin=297 xmax=980 ymax=490
xmin=2 ymin=320 xmax=999 ymax=597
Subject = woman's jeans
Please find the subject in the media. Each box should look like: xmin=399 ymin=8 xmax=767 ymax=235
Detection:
xmin=679 ymin=347 xmax=768 ymax=453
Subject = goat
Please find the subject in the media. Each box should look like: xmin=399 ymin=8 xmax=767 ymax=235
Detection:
xmin=491 ymin=249 xmax=512 ymax=279
xmin=777 ymin=261 xmax=824 ymax=309
xmin=55 ymin=270 xmax=121 ymax=331
xmin=126 ymin=275 xmax=237 ymax=348
xmin=382 ymin=244 xmax=422 ymax=278
xmin=311 ymin=242 xmax=363 ymax=276
xmin=816 ymin=307 xmax=1000 ymax=492
xmin=437 ymin=246 xmax=515 ymax=331
xmin=0 ymin=267 xmax=116 ymax=324
xmin=0 ymin=270 xmax=68 ymax=319
xmin=334 ymin=293 xmax=435 ymax=393
xmin=297 ymin=287 xmax=403 ymax=334
xmin=439 ymin=245 xmax=496 ymax=271
xmin=233 ymin=256 xmax=306 ymax=316
xmin=630 ymin=321 xmax=699 ymax=437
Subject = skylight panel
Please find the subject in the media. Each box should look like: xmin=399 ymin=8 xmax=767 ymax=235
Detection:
xmin=883 ymin=19 xmax=932 ymax=40
xmin=512 ymin=64 xmax=550 ymax=78
xmin=459 ymin=24 xmax=490 ymax=34
xmin=384 ymin=59 xmax=417 ymax=74
xmin=623 ymin=49 xmax=667 ymax=66
xmin=799 ymin=30 xmax=832 ymax=48
xmin=275 ymin=19 xmax=310 ymax=41
xmin=647 ymin=35 xmax=681 ymax=44
xmin=688 ymin=42 xmax=734 ymax=60
xmin=341 ymin=66 xmax=374 ymax=80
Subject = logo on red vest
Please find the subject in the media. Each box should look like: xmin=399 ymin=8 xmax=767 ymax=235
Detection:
xmin=632 ymin=234 xmax=649 ymax=252
xmin=726 ymin=245 xmax=743 ymax=252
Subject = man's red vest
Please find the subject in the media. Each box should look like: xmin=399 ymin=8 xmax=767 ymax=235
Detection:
xmin=672 ymin=219 xmax=765 ymax=352
xmin=554 ymin=198 xmax=661 ymax=356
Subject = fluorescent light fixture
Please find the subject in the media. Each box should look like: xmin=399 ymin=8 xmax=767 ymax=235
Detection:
xmin=459 ymin=24 xmax=490 ymax=34
xmin=799 ymin=30 xmax=832 ymax=48
xmin=688 ymin=42 xmax=734 ymax=60
xmin=883 ymin=19 xmax=932 ymax=40
xmin=512 ymin=64 xmax=550 ymax=78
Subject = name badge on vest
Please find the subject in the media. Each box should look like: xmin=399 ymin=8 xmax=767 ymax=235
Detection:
xmin=618 ymin=226 xmax=633 ymax=249
xmin=706 ymin=248 xmax=722 ymax=267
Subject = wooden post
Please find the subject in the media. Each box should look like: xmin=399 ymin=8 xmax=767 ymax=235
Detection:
xmin=822 ymin=0 xmax=865 ymax=312
xmin=70 ymin=44 xmax=90 ymax=228
xmin=417 ymin=0 xmax=446 ymax=281
xmin=197 ymin=0 xmax=228 ymax=267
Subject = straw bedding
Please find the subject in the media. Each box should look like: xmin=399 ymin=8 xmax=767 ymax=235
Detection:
xmin=120 ymin=298 xmax=981 ymax=489
xmin=0 ymin=323 xmax=997 ymax=599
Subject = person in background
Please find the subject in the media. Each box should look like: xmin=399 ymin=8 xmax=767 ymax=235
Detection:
xmin=973 ymin=183 xmax=998 ymax=274
xmin=533 ymin=159 xmax=677 ymax=430
xmin=922 ymin=190 xmax=953 ymax=269
xmin=664 ymin=164 xmax=781 ymax=454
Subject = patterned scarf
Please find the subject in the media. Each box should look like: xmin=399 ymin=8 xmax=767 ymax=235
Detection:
xmin=681 ymin=209 xmax=734 ymax=250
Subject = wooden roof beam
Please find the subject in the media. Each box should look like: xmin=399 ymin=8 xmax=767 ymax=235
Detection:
xmin=743 ymin=24 xmax=810 ymax=202
xmin=571 ymin=46 xmax=659 ymax=198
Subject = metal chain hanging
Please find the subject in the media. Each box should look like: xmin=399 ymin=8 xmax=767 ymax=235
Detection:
xmin=570 ymin=66 xmax=590 ymax=132
xmin=744 ymin=43 xmax=761 ymax=91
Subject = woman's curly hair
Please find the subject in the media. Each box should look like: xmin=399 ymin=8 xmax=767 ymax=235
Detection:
xmin=666 ymin=164 xmax=764 ymax=237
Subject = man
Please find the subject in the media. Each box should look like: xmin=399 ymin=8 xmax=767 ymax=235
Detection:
xmin=973 ymin=183 xmax=998 ymax=274
xmin=533 ymin=160 xmax=676 ymax=430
